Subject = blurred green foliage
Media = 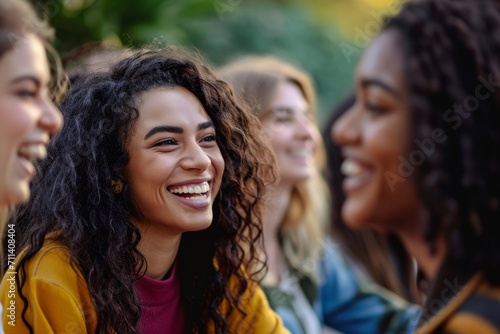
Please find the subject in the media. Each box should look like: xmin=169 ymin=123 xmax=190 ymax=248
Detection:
xmin=34 ymin=0 xmax=359 ymax=122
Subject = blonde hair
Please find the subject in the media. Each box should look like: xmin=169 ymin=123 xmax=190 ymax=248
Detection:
xmin=220 ymin=56 xmax=329 ymax=281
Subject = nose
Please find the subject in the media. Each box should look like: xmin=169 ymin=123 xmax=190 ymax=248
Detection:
xmin=295 ymin=113 xmax=314 ymax=141
xmin=39 ymin=96 xmax=63 ymax=135
xmin=332 ymin=103 xmax=361 ymax=146
xmin=180 ymin=141 xmax=212 ymax=171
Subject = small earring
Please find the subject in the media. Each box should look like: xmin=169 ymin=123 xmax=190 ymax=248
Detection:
xmin=111 ymin=179 xmax=123 ymax=194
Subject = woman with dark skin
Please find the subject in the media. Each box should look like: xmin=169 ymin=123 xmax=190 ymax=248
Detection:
xmin=324 ymin=94 xmax=420 ymax=304
xmin=0 ymin=48 xmax=287 ymax=334
xmin=333 ymin=0 xmax=500 ymax=333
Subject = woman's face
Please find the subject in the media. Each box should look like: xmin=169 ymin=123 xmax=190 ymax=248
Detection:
xmin=332 ymin=30 xmax=421 ymax=232
xmin=125 ymin=86 xmax=225 ymax=234
xmin=260 ymin=81 xmax=316 ymax=186
xmin=0 ymin=34 xmax=63 ymax=205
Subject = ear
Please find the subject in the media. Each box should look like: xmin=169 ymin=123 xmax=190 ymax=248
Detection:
xmin=111 ymin=179 xmax=123 ymax=194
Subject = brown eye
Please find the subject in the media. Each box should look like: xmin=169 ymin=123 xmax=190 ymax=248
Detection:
xmin=201 ymin=134 xmax=216 ymax=142
xmin=366 ymin=102 xmax=390 ymax=114
xmin=154 ymin=139 xmax=178 ymax=146
xmin=17 ymin=90 xmax=36 ymax=99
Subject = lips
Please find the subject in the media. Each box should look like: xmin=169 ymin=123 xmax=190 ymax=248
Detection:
xmin=289 ymin=148 xmax=313 ymax=158
xmin=17 ymin=143 xmax=48 ymax=177
xmin=340 ymin=158 xmax=374 ymax=193
xmin=166 ymin=181 xmax=211 ymax=208
xmin=168 ymin=181 xmax=210 ymax=195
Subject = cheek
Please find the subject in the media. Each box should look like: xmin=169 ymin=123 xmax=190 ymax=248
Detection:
xmin=266 ymin=129 xmax=289 ymax=154
xmin=0 ymin=101 xmax=35 ymax=176
xmin=0 ymin=100 xmax=36 ymax=143
xmin=365 ymin=120 xmax=407 ymax=171
xmin=212 ymin=151 xmax=225 ymax=189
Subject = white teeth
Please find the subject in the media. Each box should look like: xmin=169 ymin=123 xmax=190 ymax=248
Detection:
xmin=169 ymin=181 xmax=210 ymax=195
xmin=341 ymin=160 xmax=364 ymax=177
xmin=183 ymin=194 xmax=208 ymax=201
xmin=18 ymin=144 xmax=47 ymax=161
xmin=291 ymin=149 xmax=311 ymax=158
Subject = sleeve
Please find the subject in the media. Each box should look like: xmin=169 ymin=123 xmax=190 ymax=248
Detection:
xmin=442 ymin=314 xmax=500 ymax=334
xmin=2 ymin=278 xmax=91 ymax=334
xmin=318 ymin=240 xmax=421 ymax=334
xmin=227 ymin=282 xmax=291 ymax=334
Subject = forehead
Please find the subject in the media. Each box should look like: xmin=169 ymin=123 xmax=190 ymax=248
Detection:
xmin=0 ymin=34 xmax=49 ymax=84
xmin=135 ymin=86 xmax=211 ymax=127
xmin=356 ymin=30 xmax=405 ymax=85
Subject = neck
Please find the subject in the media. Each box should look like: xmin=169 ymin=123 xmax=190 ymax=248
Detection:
xmin=261 ymin=182 xmax=292 ymax=282
xmin=397 ymin=226 xmax=447 ymax=281
xmin=262 ymin=183 xmax=292 ymax=240
xmin=136 ymin=221 xmax=182 ymax=280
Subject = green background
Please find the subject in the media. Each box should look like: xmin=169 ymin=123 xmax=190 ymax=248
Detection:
xmin=33 ymin=0 xmax=402 ymax=122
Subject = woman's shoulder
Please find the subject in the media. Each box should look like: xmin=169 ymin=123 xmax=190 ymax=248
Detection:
xmin=16 ymin=238 xmax=84 ymax=286
xmin=223 ymin=276 xmax=290 ymax=333
xmin=417 ymin=273 xmax=500 ymax=334
xmin=444 ymin=280 xmax=500 ymax=333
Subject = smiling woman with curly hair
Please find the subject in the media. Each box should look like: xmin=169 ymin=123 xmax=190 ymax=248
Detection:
xmin=0 ymin=47 xmax=286 ymax=334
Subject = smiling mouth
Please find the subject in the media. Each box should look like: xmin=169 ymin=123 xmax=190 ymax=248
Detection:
xmin=17 ymin=144 xmax=48 ymax=176
xmin=18 ymin=144 xmax=47 ymax=161
xmin=167 ymin=181 xmax=210 ymax=200
xmin=341 ymin=159 xmax=374 ymax=193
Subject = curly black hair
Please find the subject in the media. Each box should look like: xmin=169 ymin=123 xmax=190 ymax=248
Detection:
xmin=382 ymin=0 xmax=500 ymax=286
xmin=14 ymin=47 xmax=276 ymax=333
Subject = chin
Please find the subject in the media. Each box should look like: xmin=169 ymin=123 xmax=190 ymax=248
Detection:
xmin=341 ymin=201 xmax=372 ymax=230
xmin=187 ymin=215 xmax=214 ymax=232
xmin=1 ymin=188 xmax=29 ymax=206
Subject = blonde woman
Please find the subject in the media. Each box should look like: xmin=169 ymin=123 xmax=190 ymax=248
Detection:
xmin=220 ymin=56 xmax=419 ymax=334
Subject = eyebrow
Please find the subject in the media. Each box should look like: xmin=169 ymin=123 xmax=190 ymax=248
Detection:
xmin=273 ymin=106 xmax=309 ymax=114
xmin=144 ymin=121 xmax=214 ymax=140
xmin=10 ymin=75 xmax=42 ymax=87
xmin=273 ymin=107 xmax=294 ymax=114
xmin=361 ymin=78 xmax=400 ymax=98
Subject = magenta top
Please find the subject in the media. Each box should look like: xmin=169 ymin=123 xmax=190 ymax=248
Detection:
xmin=135 ymin=263 xmax=185 ymax=334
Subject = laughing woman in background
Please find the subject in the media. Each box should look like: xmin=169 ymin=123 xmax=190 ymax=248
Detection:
xmin=0 ymin=0 xmax=62 ymax=230
xmin=333 ymin=0 xmax=500 ymax=333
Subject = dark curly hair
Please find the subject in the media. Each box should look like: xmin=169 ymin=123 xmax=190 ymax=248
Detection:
xmin=382 ymin=0 xmax=500 ymax=286
xmin=14 ymin=47 xmax=276 ymax=333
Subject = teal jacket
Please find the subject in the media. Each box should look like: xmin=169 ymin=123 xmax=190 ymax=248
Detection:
xmin=263 ymin=238 xmax=420 ymax=334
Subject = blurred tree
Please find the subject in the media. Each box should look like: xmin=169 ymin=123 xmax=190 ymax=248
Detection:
xmin=33 ymin=0 xmax=360 ymax=120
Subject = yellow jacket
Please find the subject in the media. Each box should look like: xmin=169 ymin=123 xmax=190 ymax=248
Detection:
xmin=0 ymin=241 xmax=289 ymax=333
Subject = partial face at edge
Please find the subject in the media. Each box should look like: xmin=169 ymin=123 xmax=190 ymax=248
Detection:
xmin=332 ymin=30 xmax=421 ymax=233
xmin=0 ymin=34 xmax=63 ymax=205
xmin=260 ymin=81 xmax=317 ymax=187
xmin=125 ymin=86 xmax=225 ymax=235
